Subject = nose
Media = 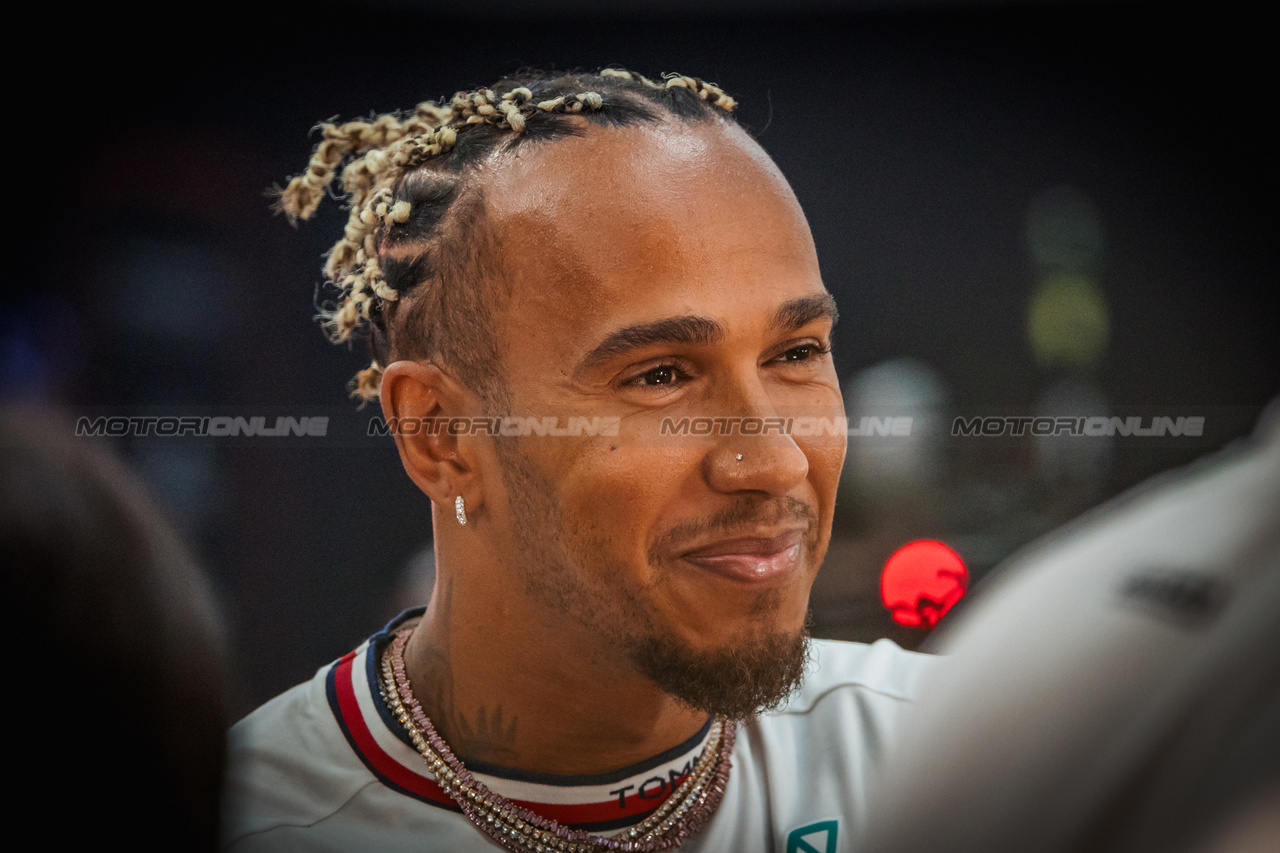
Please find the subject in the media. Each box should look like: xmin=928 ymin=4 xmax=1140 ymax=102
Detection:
xmin=702 ymin=412 xmax=811 ymax=497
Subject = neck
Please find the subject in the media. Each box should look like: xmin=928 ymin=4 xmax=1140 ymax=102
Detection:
xmin=401 ymin=556 xmax=707 ymax=776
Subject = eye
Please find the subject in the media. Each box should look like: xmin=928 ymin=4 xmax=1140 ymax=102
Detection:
xmin=772 ymin=341 xmax=832 ymax=364
xmin=615 ymin=354 xmax=700 ymax=396
xmin=635 ymin=363 xmax=682 ymax=386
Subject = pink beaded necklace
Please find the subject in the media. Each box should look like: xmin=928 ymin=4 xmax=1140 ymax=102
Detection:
xmin=380 ymin=626 xmax=735 ymax=852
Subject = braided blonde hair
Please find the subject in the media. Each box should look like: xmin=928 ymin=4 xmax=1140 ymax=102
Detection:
xmin=276 ymin=70 xmax=738 ymax=402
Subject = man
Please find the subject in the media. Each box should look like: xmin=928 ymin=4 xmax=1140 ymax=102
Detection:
xmin=225 ymin=69 xmax=935 ymax=852
xmin=859 ymin=401 xmax=1280 ymax=853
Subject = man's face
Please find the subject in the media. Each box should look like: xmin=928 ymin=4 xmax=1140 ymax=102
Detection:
xmin=476 ymin=119 xmax=845 ymax=717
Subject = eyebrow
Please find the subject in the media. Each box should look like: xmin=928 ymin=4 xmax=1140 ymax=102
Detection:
xmin=770 ymin=293 xmax=840 ymax=333
xmin=576 ymin=316 xmax=725 ymax=374
xmin=575 ymin=292 xmax=839 ymax=376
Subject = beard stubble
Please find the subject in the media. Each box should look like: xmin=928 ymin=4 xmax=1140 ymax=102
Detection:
xmin=496 ymin=440 xmax=814 ymax=720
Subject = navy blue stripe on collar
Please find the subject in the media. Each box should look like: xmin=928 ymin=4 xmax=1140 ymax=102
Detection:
xmin=460 ymin=716 xmax=713 ymax=787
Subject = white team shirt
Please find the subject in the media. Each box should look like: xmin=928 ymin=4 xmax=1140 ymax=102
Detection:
xmin=224 ymin=612 xmax=937 ymax=852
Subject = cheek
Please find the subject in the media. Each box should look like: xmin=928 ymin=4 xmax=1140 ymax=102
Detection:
xmin=802 ymin=436 xmax=847 ymax=496
xmin=782 ymin=382 xmax=847 ymax=492
xmin=553 ymin=443 xmax=694 ymax=557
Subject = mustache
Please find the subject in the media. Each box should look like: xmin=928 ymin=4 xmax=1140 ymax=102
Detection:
xmin=648 ymin=495 xmax=818 ymax=563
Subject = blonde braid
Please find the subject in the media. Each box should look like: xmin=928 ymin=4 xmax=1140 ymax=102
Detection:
xmin=277 ymin=112 xmax=423 ymax=224
xmin=282 ymin=69 xmax=736 ymax=403
xmin=275 ymin=127 xmax=353 ymax=224
xmin=497 ymin=88 xmax=531 ymax=133
xmin=600 ymin=68 xmax=736 ymax=112
xmin=661 ymin=74 xmax=737 ymax=111
xmin=338 ymin=84 xmax=608 ymax=399
xmin=352 ymin=360 xmax=385 ymax=403
xmin=600 ymin=68 xmax=661 ymax=89
xmin=415 ymin=102 xmax=453 ymax=125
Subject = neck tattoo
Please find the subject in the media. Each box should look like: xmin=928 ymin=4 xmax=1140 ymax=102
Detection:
xmin=380 ymin=625 xmax=735 ymax=851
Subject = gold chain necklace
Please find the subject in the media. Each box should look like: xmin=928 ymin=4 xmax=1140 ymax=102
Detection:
xmin=379 ymin=626 xmax=735 ymax=852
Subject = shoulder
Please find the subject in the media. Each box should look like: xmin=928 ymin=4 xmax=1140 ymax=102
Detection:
xmin=709 ymin=639 xmax=940 ymax=847
xmin=222 ymin=656 xmax=376 ymax=849
xmin=787 ymin=637 xmax=939 ymax=713
xmin=745 ymin=637 xmax=939 ymax=759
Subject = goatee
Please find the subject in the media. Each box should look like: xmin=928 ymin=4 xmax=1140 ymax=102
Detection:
xmin=628 ymin=622 xmax=812 ymax=720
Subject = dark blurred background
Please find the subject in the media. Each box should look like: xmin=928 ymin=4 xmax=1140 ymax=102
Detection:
xmin=9 ymin=0 xmax=1275 ymax=714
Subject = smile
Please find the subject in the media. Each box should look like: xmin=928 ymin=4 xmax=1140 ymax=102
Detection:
xmin=679 ymin=531 xmax=806 ymax=583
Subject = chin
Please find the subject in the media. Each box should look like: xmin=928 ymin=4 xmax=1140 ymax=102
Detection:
xmin=630 ymin=617 xmax=813 ymax=720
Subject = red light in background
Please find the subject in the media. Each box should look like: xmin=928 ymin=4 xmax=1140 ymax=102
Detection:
xmin=881 ymin=539 xmax=968 ymax=629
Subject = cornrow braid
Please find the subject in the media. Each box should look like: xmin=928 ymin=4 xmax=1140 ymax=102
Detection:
xmin=276 ymin=68 xmax=739 ymax=403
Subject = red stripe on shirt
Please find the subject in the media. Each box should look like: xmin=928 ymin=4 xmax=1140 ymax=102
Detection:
xmin=331 ymin=650 xmax=677 ymax=826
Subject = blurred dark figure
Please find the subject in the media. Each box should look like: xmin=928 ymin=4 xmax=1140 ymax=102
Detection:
xmin=860 ymin=400 xmax=1280 ymax=853
xmin=1 ymin=408 xmax=234 ymax=850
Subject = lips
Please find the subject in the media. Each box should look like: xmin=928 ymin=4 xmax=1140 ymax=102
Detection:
xmin=680 ymin=530 xmax=805 ymax=582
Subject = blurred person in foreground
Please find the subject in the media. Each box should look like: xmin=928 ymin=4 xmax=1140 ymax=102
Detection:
xmin=223 ymin=69 xmax=936 ymax=852
xmin=860 ymin=399 xmax=1280 ymax=853
xmin=1 ymin=408 xmax=234 ymax=849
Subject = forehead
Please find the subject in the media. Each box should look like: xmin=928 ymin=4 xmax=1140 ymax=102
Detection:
xmin=478 ymin=119 xmax=825 ymax=369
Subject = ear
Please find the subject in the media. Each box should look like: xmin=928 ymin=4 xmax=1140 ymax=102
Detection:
xmin=379 ymin=360 xmax=479 ymax=511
